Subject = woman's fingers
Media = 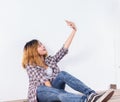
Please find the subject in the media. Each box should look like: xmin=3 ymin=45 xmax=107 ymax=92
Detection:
xmin=65 ymin=20 xmax=77 ymax=31
xmin=65 ymin=20 xmax=73 ymax=26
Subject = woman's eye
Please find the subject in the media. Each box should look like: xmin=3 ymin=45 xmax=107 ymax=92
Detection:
xmin=38 ymin=45 xmax=41 ymax=47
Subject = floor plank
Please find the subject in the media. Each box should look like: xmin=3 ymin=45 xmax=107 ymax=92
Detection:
xmin=5 ymin=89 xmax=120 ymax=102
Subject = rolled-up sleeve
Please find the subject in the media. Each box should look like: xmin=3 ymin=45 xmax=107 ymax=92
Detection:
xmin=52 ymin=46 xmax=68 ymax=63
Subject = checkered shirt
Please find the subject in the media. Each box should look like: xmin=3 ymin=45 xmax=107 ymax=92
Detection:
xmin=26 ymin=46 xmax=68 ymax=102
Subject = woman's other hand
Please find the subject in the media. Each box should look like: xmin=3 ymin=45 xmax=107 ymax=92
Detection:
xmin=44 ymin=80 xmax=52 ymax=87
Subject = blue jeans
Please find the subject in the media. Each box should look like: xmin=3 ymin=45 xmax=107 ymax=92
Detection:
xmin=37 ymin=71 xmax=95 ymax=102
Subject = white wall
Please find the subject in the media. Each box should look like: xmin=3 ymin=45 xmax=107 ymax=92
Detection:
xmin=0 ymin=0 xmax=120 ymax=101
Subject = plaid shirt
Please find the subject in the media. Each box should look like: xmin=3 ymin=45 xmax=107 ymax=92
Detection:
xmin=26 ymin=46 xmax=68 ymax=102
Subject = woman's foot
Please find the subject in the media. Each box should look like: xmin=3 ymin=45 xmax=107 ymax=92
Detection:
xmin=87 ymin=89 xmax=114 ymax=102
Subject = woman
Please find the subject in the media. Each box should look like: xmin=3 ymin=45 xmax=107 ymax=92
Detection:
xmin=22 ymin=20 xmax=114 ymax=102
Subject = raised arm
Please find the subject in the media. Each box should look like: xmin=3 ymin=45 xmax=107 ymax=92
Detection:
xmin=64 ymin=20 xmax=77 ymax=49
xmin=45 ymin=20 xmax=77 ymax=63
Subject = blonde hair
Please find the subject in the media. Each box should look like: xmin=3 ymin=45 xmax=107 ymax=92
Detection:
xmin=22 ymin=39 xmax=47 ymax=68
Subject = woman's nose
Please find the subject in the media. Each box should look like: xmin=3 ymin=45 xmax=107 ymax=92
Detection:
xmin=42 ymin=45 xmax=45 ymax=48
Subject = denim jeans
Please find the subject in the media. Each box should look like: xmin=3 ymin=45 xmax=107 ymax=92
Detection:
xmin=37 ymin=71 xmax=96 ymax=102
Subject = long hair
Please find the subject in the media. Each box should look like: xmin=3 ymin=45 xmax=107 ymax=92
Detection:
xmin=22 ymin=39 xmax=47 ymax=68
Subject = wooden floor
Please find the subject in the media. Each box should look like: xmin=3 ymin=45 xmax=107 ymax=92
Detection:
xmin=5 ymin=89 xmax=120 ymax=102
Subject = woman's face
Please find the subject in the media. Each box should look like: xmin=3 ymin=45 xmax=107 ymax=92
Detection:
xmin=37 ymin=42 xmax=47 ymax=56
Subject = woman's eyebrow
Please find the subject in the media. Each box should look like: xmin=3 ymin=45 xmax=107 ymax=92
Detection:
xmin=38 ymin=42 xmax=43 ymax=46
xmin=39 ymin=42 xmax=42 ymax=45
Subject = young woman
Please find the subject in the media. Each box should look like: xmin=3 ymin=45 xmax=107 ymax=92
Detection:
xmin=22 ymin=20 xmax=114 ymax=102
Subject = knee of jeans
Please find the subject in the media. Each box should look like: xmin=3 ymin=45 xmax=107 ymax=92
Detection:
xmin=37 ymin=85 xmax=46 ymax=93
xmin=60 ymin=71 xmax=67 ymax=75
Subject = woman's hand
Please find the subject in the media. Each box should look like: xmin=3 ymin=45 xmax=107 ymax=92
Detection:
xmin=44 ymin=80 xmax=52 ymax=87
xmin=65 ymin=20 xmax=77 ymax=31
xmin=64 ymin=20 xmax=77 ymax=49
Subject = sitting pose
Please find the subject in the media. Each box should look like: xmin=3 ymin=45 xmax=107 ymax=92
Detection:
xmin=22 ymin=20 xmax=114 ymax=102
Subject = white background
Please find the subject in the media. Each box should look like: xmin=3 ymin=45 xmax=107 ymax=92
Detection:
xmin=0 ymin=0 xmax=120 ymax=101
